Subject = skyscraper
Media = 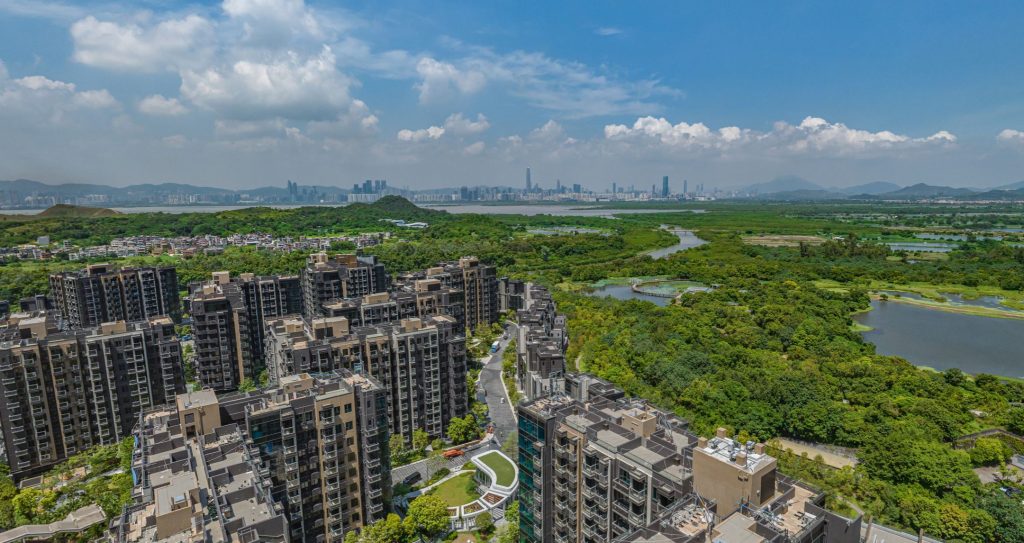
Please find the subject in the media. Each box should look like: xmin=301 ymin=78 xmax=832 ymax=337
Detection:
xmin=662 ymin=175 xmax=670 ymax=197
xmin=684 ymin=179 xmax=689 ymax=195
xmin=302 ymin=253 xmax=389 ymax=317
xmin=526 ymin=167 xmax=532 ymax=191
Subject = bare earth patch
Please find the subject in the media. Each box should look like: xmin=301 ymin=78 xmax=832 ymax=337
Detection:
xmin=742 ymin=235 xmax=827 ymax=247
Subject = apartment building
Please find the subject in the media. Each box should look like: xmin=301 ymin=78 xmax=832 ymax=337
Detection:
xmin=263 ymin=314 xmax=468 ymax=443
xmin=301 ymin=253 xmax=389 ymax=317
xmin=498 ymin=277 xmax=527 ymax=313
xmin=321 ymin=281 xmax=464 ymax=329
xmin=397 ymin=257 xmax=498 ymax=332
xmin=516 ymin=284 xmax=568 ymax=400
xmin=109 ymin=407 xmax=289 ymax=543
xmin=0 ymin=312 xmax=183 ymax=480
xmin=518 ymin=375 xmax=695 ymax=543
xmin=188 ymin=272 xmax=303 ymax=392
xmin=49 ymin=264 xmax=180 ymax=327
xmin=518 ymin=375 xmax=862 ymax=543
xmin=236 ymin=372 xmax=391 ymax=542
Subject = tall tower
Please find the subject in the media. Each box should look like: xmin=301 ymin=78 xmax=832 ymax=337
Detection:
xmin=526 ymin=167 xmax=532 ymax=191
xmin=662 ymin=175 xmax=669 ymax=197
xmin=684 ymin=179 xmax=688 ymax=195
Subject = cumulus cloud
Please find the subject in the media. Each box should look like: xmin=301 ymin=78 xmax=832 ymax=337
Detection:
xmin=463 ymin=141 xmax=485 ymax=155
xmin=180 ymin=46 xmax=353 ymax=121
xmin=0 ymin=69 xmax=118 ymax=120
xmin=397 ymin=125 xmax=445 ymax=142
xmin=72 ymin=89 xmax=118 ymax=109
xmin=70 ymin=14 xmax=214 ymax=72
xmin=415 ymin=57 xmax=486 ymax=102
xmin=443 ymin=113 xmax=490 ymax=135
xmin=138 ymin=94 xmax=188 ymax=116
xmin=604 ymin=115 xmax=955 ymax=156
xmin=222 ymin=0 xmax=323 ymax=46
xmin=997 ymin=129 xmax=1024 ymax=145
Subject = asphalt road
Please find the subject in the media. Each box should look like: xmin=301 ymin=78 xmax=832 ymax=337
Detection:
xmin=479 ymin=322 xmax=519 ymax=444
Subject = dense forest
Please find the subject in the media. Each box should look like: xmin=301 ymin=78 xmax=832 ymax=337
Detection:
xmin=1 ymin=198 xmax=1024 ymax=540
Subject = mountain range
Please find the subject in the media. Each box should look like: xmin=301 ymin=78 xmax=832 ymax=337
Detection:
xmin=741 ymin=176 xmax=1024 ymax=201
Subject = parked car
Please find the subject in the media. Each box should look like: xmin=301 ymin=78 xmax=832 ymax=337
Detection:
xmin=442 ymin=449 xmax=464 ymax=459
xmin=403 ymin=472 xmax=422 ymax=485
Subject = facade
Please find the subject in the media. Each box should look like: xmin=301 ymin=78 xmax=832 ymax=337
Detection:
xmin=49 ymin=264 xmax=180 ymax=327
xmin=188 ymin=272 xmax=303 ymax=392
xmin=239 ymin=373 xmax=391 ymax=542
xmin=110 ymin=409 xmax=289 ymax=543
xmin=0 ymin=312 xmax=183 ymax=480
xmin=322 ymin=282 xmax=464 ymax=329
xmin=263 ymin=314 xmax=468 ymax=443
xmin=517 ymin=375 xmax=862 ymax=543
xmin=301 ymin=253 xmax=389 ymax=317
xmin=516 ymin=284 xmax=568 ymax=400
xmin=397 ymin=257 xmax=498 ymax=333
xmin=498 ymin=277 xmax=527 ymax=313
xmin=517 ymin=376 xmax=695 ymax=543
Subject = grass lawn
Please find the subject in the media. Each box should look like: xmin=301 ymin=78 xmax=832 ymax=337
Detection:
xmin=430 ymin=472 xmax=480 ymax=507
xmin=477 ymin=451 xmax=516 ymax=486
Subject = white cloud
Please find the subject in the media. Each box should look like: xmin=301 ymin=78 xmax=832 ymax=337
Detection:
xmin=222 ymin=0 xmax=323 ymax=46
xmin=73 ymin=89 xmax=118 ymax=109
xmin=603 ymin=115 xmax=956 ymax=156
xmin=162 ymin=134 xmax=188 ymax=147
xmin=997 ymin=129 xmax=1024 ymax=145
xmin=138 ymin=94 xmax=188 ymax=116
xmin=70 ymin=14 xmax=215 ymax=72
xmin=594 ymin=27 xmax=623 ymax=36
xmin=397 ymin=125 xmax=445 ymax=142
xmin=180 ymin=46 xmax=353 ymax=121
xmin=15 ymin=75 xmax=75 ymax=92
xmin=530 ymin=120 xmax=566 ymax=141
xmin=415 ymin=57 xmax=486 ymax=103
xmin=443 ymin=113 xmax=490 ymax=135
xmin=463 ymin=141 xmax=485 ymax=155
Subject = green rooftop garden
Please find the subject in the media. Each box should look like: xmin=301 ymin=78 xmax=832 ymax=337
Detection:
xmin=477 ymin=451 xmax=516 ymax=487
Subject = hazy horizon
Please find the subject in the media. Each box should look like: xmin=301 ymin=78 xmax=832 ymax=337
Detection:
xmin=2 ymin=1 xmax=1024 ymax=190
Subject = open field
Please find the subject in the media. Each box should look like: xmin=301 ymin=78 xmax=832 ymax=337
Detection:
xmin=476 ymin=451 xmax=515 ymax=486
xmin=429 ymin=472 xmax=480 ymax=507
xmin=742 ymin=234 xmax=827 ymax=247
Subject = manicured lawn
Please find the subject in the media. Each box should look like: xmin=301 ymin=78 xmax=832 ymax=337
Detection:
xmin=431 ymin=472 xmax=480 ymax=507
xmin=477 ymin=451 xmax=516 ymax=486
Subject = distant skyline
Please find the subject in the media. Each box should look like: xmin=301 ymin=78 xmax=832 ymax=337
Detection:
xmin=1 ymin=0 xmax=1024 ymax=189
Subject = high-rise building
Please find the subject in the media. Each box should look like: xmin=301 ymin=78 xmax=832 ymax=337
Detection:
xmin=516 ymin=284 xmax=567 ymax=400
xmin=684 ymin=179 xmax=688 ymax=195
xmin=110 ymin=406 xmax=289 ymax=543
xmin=398 ymin=257 xmax=497 ymax=333
xmin=663 ymin=175 xmax=670 ymax=197
xmin=572 ymin=183 xmax=582 ymax=194
xmin=49 ymin=264 xmax=180 ymax=328
xmin=188 ymin=272 xmax=304 ymax=392
xmin=301 ymin=253 xmax=389 ymax=317
xmin=230 ymin=372 xmax=391 ymax=542
xmin=526 ymin=167 xmax=533 ymax=191
xmin=518 ymin=374 xmax=863 ymax=543
xmin=0 ymin=312 xmax=184 ymax=480
xmin=612 ymin=182 xmax=617 ymax=195
xmin=363 ymin=179 xmax=373 ymax=194
xmin=263 ymin=315 xmax=468 ymax=443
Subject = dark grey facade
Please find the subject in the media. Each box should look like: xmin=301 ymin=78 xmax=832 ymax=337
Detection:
xmin=301 ymin=253 xmax=389 ymax=317
xmin=188 ymin=272 xmax=304 ymax=392
xmin=0 ymin=313 xmax=183 ymax=481
xmin=49 ymin=264 xmax=180 ymax=327
xmin=397 ymin=257 xmax=498 ymax=333
xmin=516 ymin=283 xmax=568 ymax=400
xmin=264 ymin=314 xmax=468 ymax=443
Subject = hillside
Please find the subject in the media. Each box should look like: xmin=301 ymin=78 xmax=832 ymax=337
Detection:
xmin=744 ymin=175 xmax=821 ymax=194
xmin=870 ymin=183 xmax=977 ymax=200
xmin=37 ymin=204 xmax=121 ymax=218
xmin=839 ymin=181 xmax=902 ymax=195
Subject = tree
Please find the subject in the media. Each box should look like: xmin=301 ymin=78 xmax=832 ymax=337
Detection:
xmin=238 ymin=378 xmax=256 ymax=392
xmin=412 ymin=429 xmax=430 ymax=452
xmin=405 ymin=495 xmax=449 ymax=540
xmin=446 ymin=415 xmax=480 ymax=445
xmin=475 ymin=512 xmax=494 ymax=534
xmin=360 ymin=513 xmax=409 ymax=543
xmin=969 ymin=437 xmax=1010 ymax=466
xmin=499 ymin=501 xmax=519 ymax=543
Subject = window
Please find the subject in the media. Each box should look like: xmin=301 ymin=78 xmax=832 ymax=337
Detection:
xmin=344 ymin=403 xmax=352 ymax=413
xmin=345 ymin=421 xmax=353 ymax=431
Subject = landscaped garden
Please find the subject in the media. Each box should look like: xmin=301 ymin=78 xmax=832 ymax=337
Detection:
xmin=429 ymin=472 xmax=480 ymax=507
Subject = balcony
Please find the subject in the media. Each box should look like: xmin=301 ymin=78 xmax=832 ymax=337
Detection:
xmin=628 ymin=509 xmax=646 ymax=526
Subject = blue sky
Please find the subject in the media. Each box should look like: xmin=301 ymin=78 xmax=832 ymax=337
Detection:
xmin=1 ymin=0 xmax=1023 ymax=190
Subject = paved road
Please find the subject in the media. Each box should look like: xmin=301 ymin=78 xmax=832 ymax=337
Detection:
xmin=862 ymin=523 xmax=942 ymax=543
xmin=479 ymin=322 xmax=519 ymax=446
